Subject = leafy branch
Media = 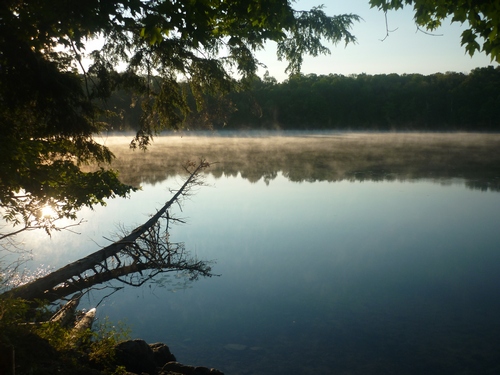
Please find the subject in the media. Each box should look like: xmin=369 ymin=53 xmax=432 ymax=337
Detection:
xmin=1 ymin=160 xmax=215 ymax=305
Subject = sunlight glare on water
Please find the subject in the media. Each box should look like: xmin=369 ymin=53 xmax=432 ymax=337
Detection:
xmin=7 ymin=133 xmax=500 ymax=375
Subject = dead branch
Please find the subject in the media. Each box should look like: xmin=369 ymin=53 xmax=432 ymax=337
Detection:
xmin=379 ymin=12 xmax=398 ymax=42
xmin=1 ymin=160 xmax=214 ymax=304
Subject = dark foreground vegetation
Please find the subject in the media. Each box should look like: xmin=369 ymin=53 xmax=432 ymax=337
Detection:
xmin=108 ymin=66 xmax=500 ymax=132
xmin=0 ymin=163 xmax=219 ymax=375
xmin=2 ymin=0 xmax=500 ymax=373
xmin=0 ymin=298 xmax=221 ymax=375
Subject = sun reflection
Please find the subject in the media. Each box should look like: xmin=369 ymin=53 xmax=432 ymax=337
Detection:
xmin=4 ymin=264 xmax=53 ymax=288
xmin=40 ymin=204 xmax=57 ymax=219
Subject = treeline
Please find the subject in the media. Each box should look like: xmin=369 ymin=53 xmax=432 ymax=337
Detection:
xmin=106 ymin=66 xmax=500 ymax=131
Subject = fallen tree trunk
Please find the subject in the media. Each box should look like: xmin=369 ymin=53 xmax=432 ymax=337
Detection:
xmin=49 ymin=293 xmax=82 ymax=327
xmin=1 ymin=160 xmax=213 ymax=304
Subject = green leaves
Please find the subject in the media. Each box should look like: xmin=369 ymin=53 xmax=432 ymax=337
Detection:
xmin=277 ymin=7 xmax=360 ymax=74
xmin=461 ymin=29 xmax=480 ymax=57
xmin=369 ymin=0 xmax=500 ymax=63
xmin=1 ymin=0 xmax=361 ymax=236
xmin=140 ymin=26 xmax=167 ymax=45
xmin=0 ymin=135 xmax=136 ymax=237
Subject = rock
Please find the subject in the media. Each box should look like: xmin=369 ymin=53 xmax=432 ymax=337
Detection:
xmin=150 ymin=342 xmax=176 ymax=367
xmin=160 ymin=361 xmax=224 ymax=375
xmin=114 ymin=340 xmax=223 ymax=375
xmin=207 ymin=367 xmax=224 ymax=375
xmin=114 ymin=339 xmax=157 ymax=375
xmin=161 ymin=362 xmax=195 ymax=375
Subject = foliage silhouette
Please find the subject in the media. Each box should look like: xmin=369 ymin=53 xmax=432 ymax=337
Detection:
xmin=369 ymin=0 xmax=500 ymax=62
xmin=1 ymin=160 xmax=215 ymax=304
xmin=0 ymin=0 xmax=359 ymax=237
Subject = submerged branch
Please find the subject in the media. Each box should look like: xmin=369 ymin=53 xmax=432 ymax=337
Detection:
xmin=1 ymin=159 xmax=214 ymax=304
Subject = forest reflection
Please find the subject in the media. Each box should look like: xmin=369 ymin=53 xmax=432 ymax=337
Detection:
xmin=102 ymin=132 xmax=500 ymax=192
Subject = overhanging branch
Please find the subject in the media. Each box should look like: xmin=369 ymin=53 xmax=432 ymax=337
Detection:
xmin=1 ymin=159 xmax=213 ymax=304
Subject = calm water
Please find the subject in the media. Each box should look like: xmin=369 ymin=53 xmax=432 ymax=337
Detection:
xmin=12 ymin=133 xmax=500 ymax=374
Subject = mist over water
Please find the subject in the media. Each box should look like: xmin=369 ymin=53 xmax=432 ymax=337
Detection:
xmin=13 ymin=132 xmax=500 ymax=374
xmin=102 ymin=131 xmax=500 ymax=191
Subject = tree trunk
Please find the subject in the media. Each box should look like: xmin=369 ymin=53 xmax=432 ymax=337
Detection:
xmin=1 ymin=160 xmax=213 ymax=304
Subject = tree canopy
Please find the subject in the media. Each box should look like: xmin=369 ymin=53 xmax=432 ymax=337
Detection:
xmin=221 ymin=67 xmax=500 ymax=131
xmin=0 ymin=0 xmax=360 ymax=236
xmin=369 ymin=0 xmax=500 ymax=63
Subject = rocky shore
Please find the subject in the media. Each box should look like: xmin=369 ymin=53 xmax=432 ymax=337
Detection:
xmin=0 ymin=296 xmax=224 ymax=375
xmin=114 ymin=339 xmax=224 ymax=375
xmin=0 ymin=333 xmax=223 ymax=375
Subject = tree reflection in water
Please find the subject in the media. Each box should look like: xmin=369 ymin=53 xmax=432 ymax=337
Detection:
xmin=99 ymin=132 xmax=500 ymax=191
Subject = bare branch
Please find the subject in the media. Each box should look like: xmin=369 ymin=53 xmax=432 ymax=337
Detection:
xmin=380 ymin=12 xmax=398 ymax=42
xmin=415 ymin=25 xmax=443 ymax=37
xmin=1 ymin=160 xmax=215 ymax=304
xmin=0 ymin=214 xmax=85 ymax=241
xmin=379 ymin=11 xmax=443 ymax=42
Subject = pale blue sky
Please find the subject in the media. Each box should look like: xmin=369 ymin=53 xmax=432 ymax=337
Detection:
xmin=256 ymin=0 xmax=498 ymax=81
xmin=83 ymin=1 xmax=498 ymax=81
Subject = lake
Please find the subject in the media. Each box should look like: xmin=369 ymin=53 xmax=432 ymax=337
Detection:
xmin=13 ymin=132 xmax=500 ymax=374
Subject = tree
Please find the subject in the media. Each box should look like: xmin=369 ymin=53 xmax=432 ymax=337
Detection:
xmin=1 ymin=160 xmax=214 ymax=305
xmin=0 ymin=0 xmax=360 ymax=237
xmin=369 ymin=0 xmax=500 ymax=63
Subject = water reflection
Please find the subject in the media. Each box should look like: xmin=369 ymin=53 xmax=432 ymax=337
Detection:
xmin=102 ymin=132 xmax=500 ymax=191
xmin=15 ymin=133 xmax=500 ymax=374
xmin=92 ymin=172 xmax=500 ymax=375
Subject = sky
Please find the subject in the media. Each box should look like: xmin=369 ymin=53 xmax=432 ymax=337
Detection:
xmin=255 ymin=0 xmax=499 ymax=81
xmin=82 ymin=0 xmax=498 ymax=82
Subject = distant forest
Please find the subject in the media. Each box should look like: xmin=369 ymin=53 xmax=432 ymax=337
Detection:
xmin=106 ymin=66 xmax=500 ymax=132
